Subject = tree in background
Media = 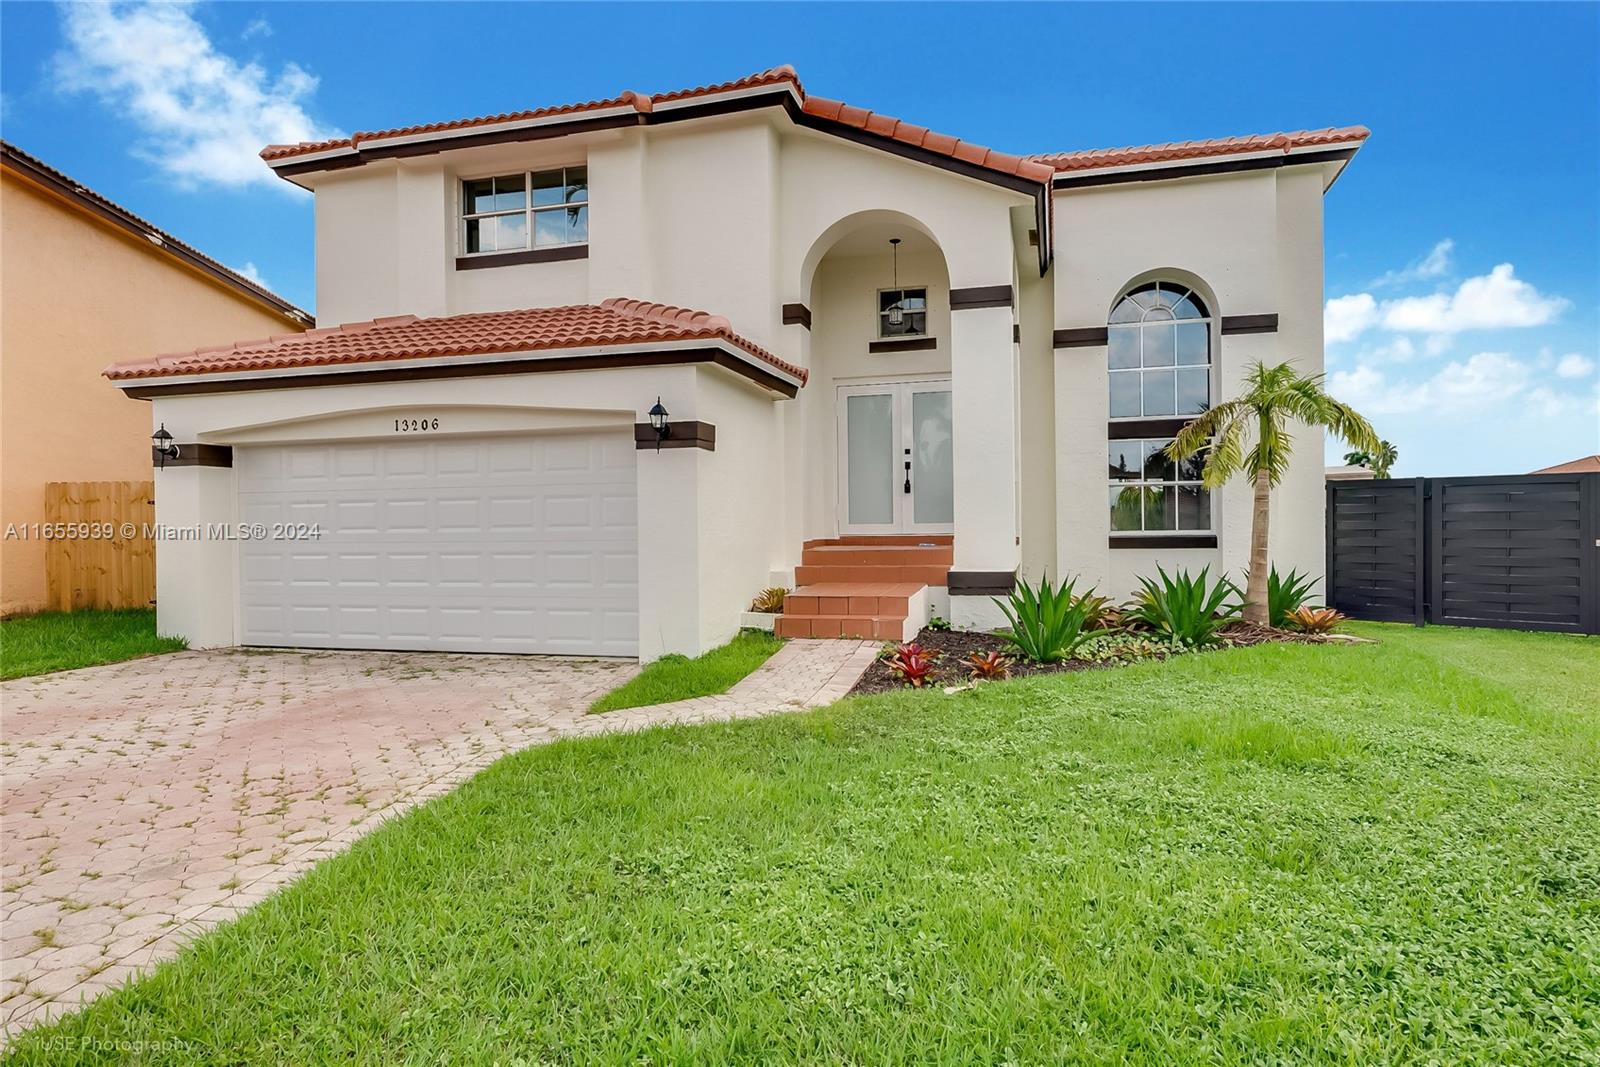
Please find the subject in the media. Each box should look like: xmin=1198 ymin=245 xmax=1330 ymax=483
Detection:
xmin=1169 ymin=361 xmax=1381 ymax=626
xmin=1345 ymin=440 xmax=1399 ymax=479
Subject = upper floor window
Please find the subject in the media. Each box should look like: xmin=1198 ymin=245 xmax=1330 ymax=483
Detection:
xmin=1108 ymin=282 xmax=1210 ymax=418
xmin=879 ymin=287 xmax=928 ymax=338
xmin=462 ymin=167 xmax=588 ymax=255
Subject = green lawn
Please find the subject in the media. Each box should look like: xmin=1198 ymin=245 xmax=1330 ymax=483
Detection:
xmin=0 ymin=609 xmax=186 ymax=681
xmin=589 ymin=628 xmax=785 ymax=712
xmin=7 ymin=624 xmax=1598 ymax=1065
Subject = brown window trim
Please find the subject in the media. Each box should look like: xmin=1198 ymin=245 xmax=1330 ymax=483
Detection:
xmin=1108 ymin=417 xmax=1195 ymax=440
xmin=947 ymin=570 xmax=1016 ymax=596
xmin=1219 ymin=313 xmax=1278 ymax=335
xmin=868 ymin=337 xmax=938 ymax=354
xmin=1108 ymin=534 xmax=1217 ymax=550
xmin=1053 ymin=327 xmax=1108 ymax=348
xmin=454 ymin=245 xmax=589 ymax=271
xmin=781 ymin=303 xmax=812 ymax=329
xmin=153 ymin=444 xmax=233 ymax=468
xmin=634 ymin=420 xmax=715 ymax=451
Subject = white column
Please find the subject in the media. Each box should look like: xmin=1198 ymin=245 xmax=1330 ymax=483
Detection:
xmin=1053 ymin=344 xmax=1111 ymax=590
xmin=950 ymin=303 xmax=1019 ymax=630
xmin=154 ymin=463 xmax=236 ymax=648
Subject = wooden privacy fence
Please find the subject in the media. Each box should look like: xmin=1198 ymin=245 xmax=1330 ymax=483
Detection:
xmin=43 ymin=481 xmax=155 ymax=612
xmin=1327 ymin=473 xmax=1600 ymax=635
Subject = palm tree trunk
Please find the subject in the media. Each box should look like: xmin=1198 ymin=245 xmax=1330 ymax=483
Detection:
xmin=1245 ymin=468 xmax=1271 ymax=625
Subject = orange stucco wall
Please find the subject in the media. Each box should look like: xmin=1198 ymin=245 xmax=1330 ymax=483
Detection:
xmin=0 ymin=171 xmax=304 ymax=615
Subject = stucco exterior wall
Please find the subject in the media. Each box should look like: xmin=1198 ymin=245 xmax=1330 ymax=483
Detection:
xmin=0 ymin=172 xmax=303 ymax=616
xmin=1051 ymin=168 xmax=1328 ymax=600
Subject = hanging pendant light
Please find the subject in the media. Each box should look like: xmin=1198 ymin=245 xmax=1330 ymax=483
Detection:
xmin=886 ymin=237 xmax=905 ymax=328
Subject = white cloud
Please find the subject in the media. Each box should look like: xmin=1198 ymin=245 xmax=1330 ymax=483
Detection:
xmin=232 ymin=261 xmax=270 ymax=288
xmin=1329 ymin=351 xmax=1595 ymax=419
xmin=1325 ymin=264 xmax=1568 ymax=345
xmin=53 ymin=1 xmax=337 ymax=189
xmin=241 ymin=17 xmax=272 ymax=40
xmin=1556 ymin=353 xmax=1596 ymax=379
xmin=1371 ymin=238 xmax=1454 ymax=288
xmin=1325 ymin=293 xmax=1377 ymax=344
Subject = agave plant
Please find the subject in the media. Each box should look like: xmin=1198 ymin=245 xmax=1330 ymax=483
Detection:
xmin=968 ymin=651 xmax=1012 ymax=681
xmin=1265 ymin=566 xmax=1317 ymax=629
xmin=1287 ymin=606 xmax=1345 ymax=634
xmin=885 ymin=643 xmax=940 ymax=687
xmin=1125 ymin=565 xmax=1242 ymax=649
xmin=994 ymin=573 xmax=1098 ymax=663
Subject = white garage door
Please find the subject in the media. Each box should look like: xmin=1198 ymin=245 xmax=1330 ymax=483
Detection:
xmin=237 ymin=433 xmax=638 ymax=656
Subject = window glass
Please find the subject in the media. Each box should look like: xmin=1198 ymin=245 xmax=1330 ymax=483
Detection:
xmin=565 ymin=204 xmax=589 ymax=244
xmin=1142 ymin=323 xmax=1176 ymax=367
xmin=1142 ymin=369 xmax=1176 ymax=416
xmin=1108 ymin=329 xmax=1139 ymax=370
xmin=1109 ymin=372 xmax=1142 ymax=418
xmin=564 ymin=166 xmax=588 ymax=203
xmin=463 ymin=178 xmax=497 ymax=215
xmin=1108 ymin=282 xmax=1211 ymax=419
xmin=532 ymin=169 xmax=564 ymax=207
xmin=1105 ymin=438 xmax=1211 ymax=533
xmin=878 ymin=288 xmax=929 ymax=338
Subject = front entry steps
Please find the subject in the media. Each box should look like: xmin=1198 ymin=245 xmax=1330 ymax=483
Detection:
xmin=776 ymin=536 xmax=951 ymax=640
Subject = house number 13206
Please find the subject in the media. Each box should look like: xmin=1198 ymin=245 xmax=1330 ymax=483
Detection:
xmin=394 ymin=417 xmax=440 ymax=432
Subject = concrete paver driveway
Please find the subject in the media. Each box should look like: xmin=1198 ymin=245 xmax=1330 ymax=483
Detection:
xmin=0 ymin=639 xmax=873 ymax=1038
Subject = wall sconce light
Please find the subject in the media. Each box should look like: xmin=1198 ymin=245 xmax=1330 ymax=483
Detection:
xmin=647 ymin=398 xmax=671 ymax=450
xmin=151 ymin=423 xmax=180 ymax=468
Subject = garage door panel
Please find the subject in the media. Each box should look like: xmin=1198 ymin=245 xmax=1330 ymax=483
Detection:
xmin=238 ymin=434 xmax=638 ymax=655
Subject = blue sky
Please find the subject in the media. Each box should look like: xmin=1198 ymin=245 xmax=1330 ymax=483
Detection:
xmin=2 ymin=1 xmax=1595 ymax=475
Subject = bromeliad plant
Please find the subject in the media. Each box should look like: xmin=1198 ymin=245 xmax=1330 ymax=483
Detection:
xmin=967 ymin=651 xmax=1012 ymax=681
xmin=1168 ymin=360 xmax=1381 ymax=626
xmin=1265 ymin=566 xmax=1318 ymax=629
xmin=884 ymin=643 xmax=940 ymax=688
xmin=1070 ymin=591 xmax=1121 ymax=631
xmin=1126 ymin=565 xmax=1242 ymax=649
xmin=995 ymin=574 xmax=1099 ymax=663
xmin=748 ymin=587 xmax=789 ymax=614
xmin=1287 ymin=606 xmax=1346 ymax=634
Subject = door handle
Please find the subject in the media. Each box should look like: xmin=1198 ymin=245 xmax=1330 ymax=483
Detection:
xmin=903 ymin=460 xmax=912 ymax=494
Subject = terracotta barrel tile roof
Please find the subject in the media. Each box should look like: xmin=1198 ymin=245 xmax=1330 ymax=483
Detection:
xmin=104 ymin=299 xmax=806 ymax=386
xmin=258 ymin=65 xmax=1055 ymax=189
xmin=1030 ymin=126 xmax=1371 ymax=173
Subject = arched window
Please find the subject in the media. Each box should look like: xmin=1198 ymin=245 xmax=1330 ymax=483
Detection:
xmin=1106 ymin=281 xmax=1212 ymax=535
xmin=1108 ymin=282 xmax=1210 ymax=419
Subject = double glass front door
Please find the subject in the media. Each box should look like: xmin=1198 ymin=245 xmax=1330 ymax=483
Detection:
xmin=837 ymin=380 xmax=954 ymax=534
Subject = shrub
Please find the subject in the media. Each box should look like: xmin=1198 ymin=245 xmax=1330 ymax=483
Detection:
xmin=1071 ymin=592 xmax=1121 ymax=631
xmin=885 ymin=643 xmax=939 ymax=688
xmin=994 ymin=574 xmax=1098 ymax=663
xmin=749 ymin=587 xmax=788 ymax=613
xmin=925 ymin=615 xmax=952 ymax=632
xmin=1287 ymin=606 xmax=1345 ymax=634
xmin=1126 ymin=565 xmax=1242 ymax=649
xmin=1265 ymin=567 xmax=1317 ymax=628
xmin=967 ymin=651 xmax=1012 ymax=681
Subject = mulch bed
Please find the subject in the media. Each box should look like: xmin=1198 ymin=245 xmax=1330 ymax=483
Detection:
xmin=847 ymin=622 xmax=1331 ymax=697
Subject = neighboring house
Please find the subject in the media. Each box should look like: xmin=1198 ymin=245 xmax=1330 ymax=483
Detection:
xmin=1530 ymin=455 xmax=1600 ymax=475
xmin=0 ymin=142 xmax=312 ymax=617
xmin=1325 ymin=464 xmax=1377 ymax=482
xmin=102 ymin=67 xmax=1367 ymax=660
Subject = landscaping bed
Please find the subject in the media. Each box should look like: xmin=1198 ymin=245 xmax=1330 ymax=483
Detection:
xmin=848 ymin=622 xmax=1328 ymax=696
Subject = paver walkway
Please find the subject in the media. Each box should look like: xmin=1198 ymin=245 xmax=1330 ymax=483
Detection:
xmin=0 ymin=638 xmax=875 ymax=1038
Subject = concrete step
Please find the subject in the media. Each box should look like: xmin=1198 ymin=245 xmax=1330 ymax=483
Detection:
xmin=800 ymin=544 xmax=954 ymax=567
xmin=784 ymin=582 xmax=921 ymax=617
xmin=803 ymin=535 xmax=954 ymax=549
xmin=775 ymin=614 xmax=910 ymax=640
xmin=794 ymin=564 xmax=951 ymax=587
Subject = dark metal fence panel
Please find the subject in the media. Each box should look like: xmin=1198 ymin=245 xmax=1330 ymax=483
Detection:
xmin=1429 ymin=474 xmax=1597 ymax=634
xmin=1327 ymin=473 xmax=1599 ymax=635
xmin=1326 ymin=478 xmax=1426 ymax=624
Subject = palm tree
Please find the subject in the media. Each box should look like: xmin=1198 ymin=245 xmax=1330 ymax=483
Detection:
xmin=1344 ymin=439 xmax=1398 ymax=478
xmin=1168 ymin=361 xmax=1381 ymax=626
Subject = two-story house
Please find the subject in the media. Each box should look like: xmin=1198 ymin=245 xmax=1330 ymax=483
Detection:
xmin=105 ymin=67 xmax=1368 ymax=661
